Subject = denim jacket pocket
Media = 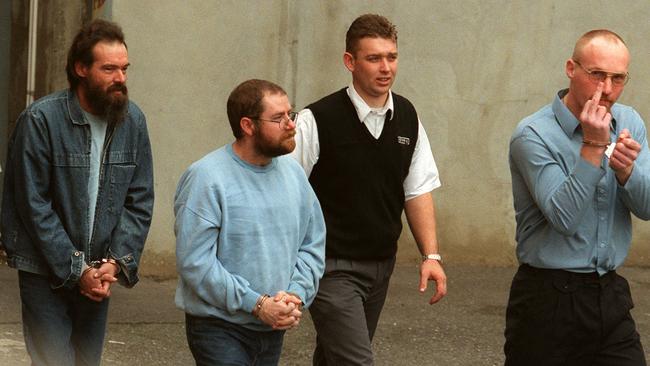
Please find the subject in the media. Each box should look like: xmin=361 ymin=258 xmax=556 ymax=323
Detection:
xmin=107 ymin=150 xmax=136 ymax=214
xmin=109 ymin=164 xmax=136 ymax=214
xmin=111 ymin=164 xmax=136 ymax=183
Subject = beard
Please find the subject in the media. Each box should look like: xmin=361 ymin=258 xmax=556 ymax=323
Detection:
xmin=253 ymin=128 xmax=296 ymax=158
xmin=84 ymin=79 xmax=129 ymax=126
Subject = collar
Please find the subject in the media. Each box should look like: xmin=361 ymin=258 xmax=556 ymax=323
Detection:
xmin=552 ymin=88 xmax=616 ymax=138
xmin=346 ymin=83 xmax=394 ymax=122
xmin=227 ymin=142 xmax=277 ymax=172
xmin=66 ymin=89 xmax=89 ymax=126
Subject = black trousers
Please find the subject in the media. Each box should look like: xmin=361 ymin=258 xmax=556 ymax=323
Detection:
xmin=504 ymin=264 xmax=646 ymax=366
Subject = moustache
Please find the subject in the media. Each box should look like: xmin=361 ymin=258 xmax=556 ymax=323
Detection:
xmin=108 ymin=83 xmax=128 ymax=95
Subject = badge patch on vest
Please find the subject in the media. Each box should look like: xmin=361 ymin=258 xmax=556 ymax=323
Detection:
xmin=397 ymin=136 xmax=410 ymax=145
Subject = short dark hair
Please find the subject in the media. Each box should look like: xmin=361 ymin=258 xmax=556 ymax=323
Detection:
xmin=345 ymin=14 xmax=397 ymax=55
xmin=227 ymin=79 xmax=287 ymax=139
xmin=66 ymin=19 xmax=126 ymax=89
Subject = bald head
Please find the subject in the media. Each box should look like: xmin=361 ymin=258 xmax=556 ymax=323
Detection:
xmin=572 ymin=29 xmax=628 ymax=61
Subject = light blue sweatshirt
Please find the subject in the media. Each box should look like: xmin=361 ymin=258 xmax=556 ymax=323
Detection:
xmin=174 ymin=143 xmax=326 ymax=330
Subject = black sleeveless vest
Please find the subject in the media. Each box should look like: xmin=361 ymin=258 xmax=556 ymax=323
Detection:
xmin=307 ymin=88 xmax=419 ymax=259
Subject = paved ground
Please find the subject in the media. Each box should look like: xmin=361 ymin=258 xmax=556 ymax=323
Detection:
xmin=1 ymin=263 xmax=649 ymax=365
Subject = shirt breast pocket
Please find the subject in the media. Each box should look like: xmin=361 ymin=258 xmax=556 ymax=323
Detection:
xmin=111 ymin=164 xmax=136 ymax=184
xmin=108 ymin=151 xmax=137 ymax=214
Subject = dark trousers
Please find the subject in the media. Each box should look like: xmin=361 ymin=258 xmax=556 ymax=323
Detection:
xmin=504 ymin=264 xmax=646 ymax=366
xmin=309 ymin=257 xmax=396 ymax=366
xmin=185 ymin=314 xmax=285 ymax=366
xmin=18 ymin=270 xmax=110 ymax=366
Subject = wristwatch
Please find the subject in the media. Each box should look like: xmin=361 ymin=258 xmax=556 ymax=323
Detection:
xmin=422 ymin=254 xmax=442 ymax=263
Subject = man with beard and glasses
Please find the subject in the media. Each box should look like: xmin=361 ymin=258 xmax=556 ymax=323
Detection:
xmin=174 ymin=79 xmax=326 ymax=366
xmin=290 ymin=14 xmax=446 ymax=365
xmin=1 ymin=19 xmax=153 ymax=365
xmin=505 ymin=29 xmax=650 ymax=366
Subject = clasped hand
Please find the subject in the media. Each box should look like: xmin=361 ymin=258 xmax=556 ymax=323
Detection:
xmin=257 ymin=291 xmax=303 ymax=330
xmin=78 ymin=262 xmax=118 ymax=302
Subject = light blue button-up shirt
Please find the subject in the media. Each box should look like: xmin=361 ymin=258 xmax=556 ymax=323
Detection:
xmin=509 ymin=89 xmax=650 ymax=275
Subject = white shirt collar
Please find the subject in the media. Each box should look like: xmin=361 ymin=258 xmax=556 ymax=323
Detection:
xmin=346 ymin=83 xmax=394 ymax=122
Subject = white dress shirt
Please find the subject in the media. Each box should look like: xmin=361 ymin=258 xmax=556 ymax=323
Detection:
xmin=290 ymin=84 xmax=441 ymax=200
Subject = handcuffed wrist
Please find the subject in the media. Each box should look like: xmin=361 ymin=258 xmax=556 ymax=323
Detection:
xmin=81 ymin=265 xmax=94 ymax=278
xmin=252 ymin=294 xmax=270 ymax=318
xmin=582 ymin=139 xmax=610 ymax=147
xmin=89 ymin=258 xmax=120 ymax=273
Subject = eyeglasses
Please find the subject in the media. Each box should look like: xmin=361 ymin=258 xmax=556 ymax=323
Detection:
xmin=573 ymin=59 xmax=630 ymax=86
xmin=255 ymin=111 xmax=298 ymax=129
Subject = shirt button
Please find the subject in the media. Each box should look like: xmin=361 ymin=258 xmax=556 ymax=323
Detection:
xmin=600 ymin=243 xmax=606 ymax=248
xmin=74 ymin=251 xmax=80 ymax=256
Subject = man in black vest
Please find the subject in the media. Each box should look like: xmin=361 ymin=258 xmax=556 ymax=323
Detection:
xmin=290 ymin=14 xmax=447 ymax=365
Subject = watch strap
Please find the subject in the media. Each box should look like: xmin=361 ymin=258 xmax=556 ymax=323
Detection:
xmin=422 ymin=253 xmax=442 ymax=262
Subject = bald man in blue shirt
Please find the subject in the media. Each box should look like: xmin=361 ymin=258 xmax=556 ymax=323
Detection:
xmin=505 ymin=29 xmax=650 ymax=366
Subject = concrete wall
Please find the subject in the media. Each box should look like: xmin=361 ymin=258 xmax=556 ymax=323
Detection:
xmin=106 ymin=1 xmax=650 ymax=275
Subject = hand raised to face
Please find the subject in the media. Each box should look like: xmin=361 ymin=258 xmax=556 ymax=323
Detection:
xmin=579 ymin=82 xmax=612 ymax=143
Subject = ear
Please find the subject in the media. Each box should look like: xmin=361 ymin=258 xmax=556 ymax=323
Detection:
xmin=75 ymin=61 xmax=89 ymax=78
xmin=240 ymin=117 xmax=257 ymax=137
xmin=343 ymin=52 xmax=355 ymax=72
xmin=565 ymin=58 xmax=575 ymax=79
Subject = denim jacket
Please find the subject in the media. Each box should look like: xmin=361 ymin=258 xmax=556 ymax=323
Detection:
xmin=1 ymin=89 xmax=154 ymax=289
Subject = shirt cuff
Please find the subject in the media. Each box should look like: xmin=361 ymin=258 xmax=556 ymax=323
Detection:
xmin=242 ymin=290 xmax=262 ymax=314
xmin=53 ymin=250 xmax=85 ymax=289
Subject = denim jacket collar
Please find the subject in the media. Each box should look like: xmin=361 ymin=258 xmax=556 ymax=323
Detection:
xmin=66 ymin=89 xmax=88 ymax=126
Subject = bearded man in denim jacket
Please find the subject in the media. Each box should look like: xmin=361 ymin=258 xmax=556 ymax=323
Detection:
xmin=1 ymin=19 xmax=154 ymax=366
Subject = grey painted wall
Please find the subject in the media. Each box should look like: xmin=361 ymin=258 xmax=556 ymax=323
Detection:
xmin=104 ymin=0 xmax=650 ymax=276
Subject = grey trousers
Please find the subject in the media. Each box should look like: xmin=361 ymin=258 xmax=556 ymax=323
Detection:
xmin=309 ymin=256 xmax=396 ymax=366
